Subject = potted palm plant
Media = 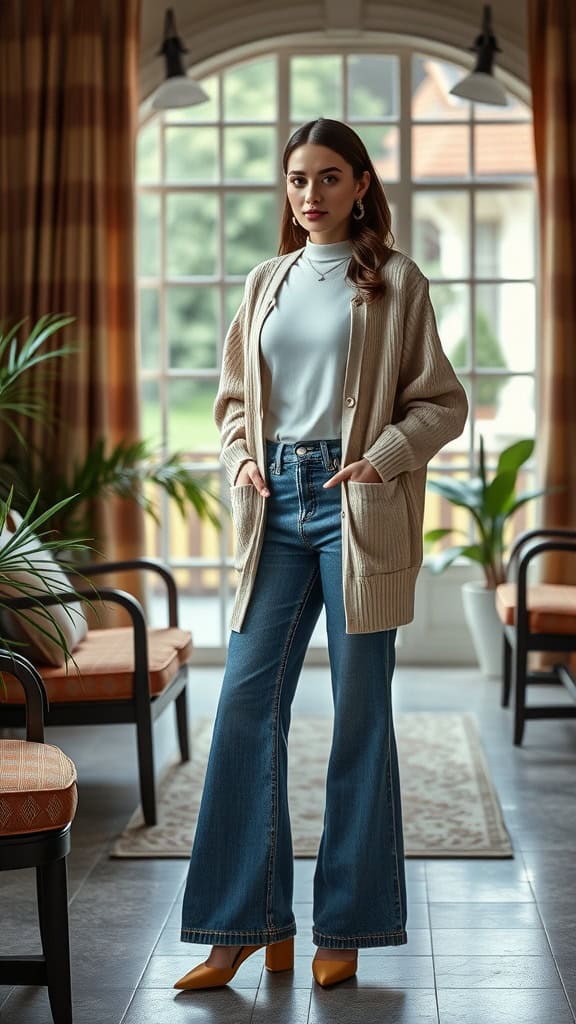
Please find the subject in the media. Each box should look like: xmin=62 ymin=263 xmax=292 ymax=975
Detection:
xmin=0 ymin=316 xmax=93 ymax=694
xmin=0 ymin=318 xmax=221 ymax=549
xmin=424 ymin=437 xmax=551 ymax=676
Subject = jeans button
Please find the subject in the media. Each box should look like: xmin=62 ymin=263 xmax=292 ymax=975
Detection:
xmin=295 ymin=446 xmax=307 ymax=456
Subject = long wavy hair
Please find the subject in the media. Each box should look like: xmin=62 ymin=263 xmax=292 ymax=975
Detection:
xmin=279 ymin=119 xmax=395 ymax=303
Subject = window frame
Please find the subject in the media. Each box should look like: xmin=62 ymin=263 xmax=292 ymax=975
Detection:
xmin=137 ymin=40 xmax=537 ymax=654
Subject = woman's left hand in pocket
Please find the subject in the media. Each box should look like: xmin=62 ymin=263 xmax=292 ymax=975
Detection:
xmin=323 ymin=457 xmax=382 ymax=488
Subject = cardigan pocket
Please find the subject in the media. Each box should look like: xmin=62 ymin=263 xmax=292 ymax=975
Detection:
xmin=230 ymin=484 xmax=260 ymax=571
xmin=346 ymin=478 xmax=411 ymax=576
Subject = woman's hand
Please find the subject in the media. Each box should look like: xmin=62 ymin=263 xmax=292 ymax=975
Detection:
xmin=233 ymin=460 xmax=270 ymax=497
xmin=323 ymin=457 xmax=382 ymax=489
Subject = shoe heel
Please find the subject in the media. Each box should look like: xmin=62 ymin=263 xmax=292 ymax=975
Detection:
xmin=265 ymin=937 xmax=294 ymax=972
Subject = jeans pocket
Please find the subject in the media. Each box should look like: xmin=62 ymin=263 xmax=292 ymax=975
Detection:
xmin=230 ymin=484 xmax=260 ymax=571
xmin=346 ymin=478 xmax=411 ymax=575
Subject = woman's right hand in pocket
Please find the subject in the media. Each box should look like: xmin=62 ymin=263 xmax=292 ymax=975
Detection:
xmin=234 ymin=460 xmax=270 ymax=497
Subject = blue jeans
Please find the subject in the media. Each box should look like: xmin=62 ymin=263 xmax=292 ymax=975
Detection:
xmin=181 ymin=439 xmax=407 ymax=950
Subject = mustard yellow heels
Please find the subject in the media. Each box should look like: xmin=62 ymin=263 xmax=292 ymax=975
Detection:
xmin=174 ymin=936 xmax=294 ymax=990
xmin=312 ymin=951 xmax=358 ymax=987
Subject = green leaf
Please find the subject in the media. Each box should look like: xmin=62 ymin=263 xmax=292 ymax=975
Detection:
xmin=458 ymin=544 xmax=486 ymax=565
xmin=497 ymin=439 xmax=534 ymax=476
xmin=479 ymin=434 xmax=487 ymax=488
xmin=426 ymin=476 xmax=483 ymax=510
xmin=427 ymin=545 xmax=473 ymax=573
xmin=483 ymin=471 xmax=516 ymax=517
xmin=423 ymin=528 xmax=458 ymax=543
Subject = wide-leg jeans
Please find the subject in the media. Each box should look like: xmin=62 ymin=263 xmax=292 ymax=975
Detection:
xmin=181 ymin=439 xmax=408 ymax=949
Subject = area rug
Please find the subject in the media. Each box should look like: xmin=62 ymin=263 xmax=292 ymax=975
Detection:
xmin=111 ymin=713 xmax=513 ymax=859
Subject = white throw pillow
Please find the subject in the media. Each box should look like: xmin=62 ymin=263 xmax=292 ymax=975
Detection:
xmin=0 ymin=508 xmax=88 ymax=666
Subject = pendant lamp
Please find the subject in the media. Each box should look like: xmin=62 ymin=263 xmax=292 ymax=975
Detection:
xmin=450 ymin=5 xmax=508 ymax=107
xmin=151 ymin=8 xmax=209 ymax=111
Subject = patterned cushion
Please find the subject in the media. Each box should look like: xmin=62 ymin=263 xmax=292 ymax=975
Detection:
xmin=1 ymin=627 xmax=193 ymax=703
xmin=496 ymin=583 xmax=576 ymax=633
xmin=0 ymin=740 xmax=78 ymax=836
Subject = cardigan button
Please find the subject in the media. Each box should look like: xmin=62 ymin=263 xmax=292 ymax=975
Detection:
xmin=345 ymin=396 xmax=355 ymax=407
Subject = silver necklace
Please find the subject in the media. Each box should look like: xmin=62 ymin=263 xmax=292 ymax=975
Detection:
xmin=304 ymin=253 xmax=350 ymax=282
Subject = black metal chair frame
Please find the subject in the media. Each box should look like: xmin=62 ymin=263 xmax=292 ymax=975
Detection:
xmin=0 ymin=559 xmax=190 ymax=826
xmin=501 ymin=529 xmax=576 ymax=745
xmin=0 ymin=649 xmax=74 ymax=1024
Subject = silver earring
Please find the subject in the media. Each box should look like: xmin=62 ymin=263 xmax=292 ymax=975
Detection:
xmin=352 ymin=198 xmax=365 ymax=221
xmin=292 ymin=216 xmax=298 ymax=226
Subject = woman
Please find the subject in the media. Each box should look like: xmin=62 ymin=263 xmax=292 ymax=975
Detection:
xmin=176 ymin=118 xmax=468 ymax=991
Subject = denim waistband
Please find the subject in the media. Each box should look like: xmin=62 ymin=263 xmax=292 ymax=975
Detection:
xmin=265 ymin=438 xmax=342 ymax=473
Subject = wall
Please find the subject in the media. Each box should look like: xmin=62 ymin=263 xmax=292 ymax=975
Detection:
xmin=140 ymin=0 xmax=529 ymax=102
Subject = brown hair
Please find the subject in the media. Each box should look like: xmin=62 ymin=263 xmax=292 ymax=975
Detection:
xmin=279 ymin=119 xmax=394 ymax=303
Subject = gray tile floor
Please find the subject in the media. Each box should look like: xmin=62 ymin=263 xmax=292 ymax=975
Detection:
xmin=1 ymin=664 xmax=576 ymax=1023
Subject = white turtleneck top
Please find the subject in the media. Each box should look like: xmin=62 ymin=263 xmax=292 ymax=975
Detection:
xmin=260 ymin=238 xmax=354 ymax=442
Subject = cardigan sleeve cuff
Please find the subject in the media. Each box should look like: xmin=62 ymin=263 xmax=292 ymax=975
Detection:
xmin=362 ymin=426 xmax=416 ymax=482
xmin=219 ymin=439 xmax=257 ymax=487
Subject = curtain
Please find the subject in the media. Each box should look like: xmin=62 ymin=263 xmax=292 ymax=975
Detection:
xmin=529 ymin=0 xmax=576 ymax=560
xmin=0 ymin=0 xmax=144 ymax=596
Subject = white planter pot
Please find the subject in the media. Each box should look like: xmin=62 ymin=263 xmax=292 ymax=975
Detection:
xmin=461 ymin=580 xmax=503 ymax=678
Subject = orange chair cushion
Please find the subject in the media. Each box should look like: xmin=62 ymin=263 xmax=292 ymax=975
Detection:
xmin=496 ymin=583 xmax=576 ymax=634
xmin=1 ymin=627 xmax=193 ymax=703
xmin=0 ymin=740 xmax=77 ymax=836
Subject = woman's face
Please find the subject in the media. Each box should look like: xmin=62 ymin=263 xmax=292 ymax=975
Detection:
xmin=286 ymin=143 xmax=370 ymax=244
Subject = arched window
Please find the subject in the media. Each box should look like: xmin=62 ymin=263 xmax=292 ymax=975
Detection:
xmin=136 ymin=45 xmax=536 ymax=652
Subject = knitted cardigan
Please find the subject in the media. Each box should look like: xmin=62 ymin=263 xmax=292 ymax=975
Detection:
xmin=214 ymin=247 xmax=468 ymax=633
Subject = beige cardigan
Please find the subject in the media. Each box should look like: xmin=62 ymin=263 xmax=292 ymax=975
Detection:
xmin=214 ymin=248 xmax=468 ymax=633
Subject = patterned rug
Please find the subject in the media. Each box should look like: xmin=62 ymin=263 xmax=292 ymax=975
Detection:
xmin=111 ymin=713 xmax=513 ymax=859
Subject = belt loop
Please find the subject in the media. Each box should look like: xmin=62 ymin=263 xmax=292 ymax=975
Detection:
xmin=274 ymin=442 xmax=285 ymax=475
xmin=320 ymin=440 xmax=330 ymax=471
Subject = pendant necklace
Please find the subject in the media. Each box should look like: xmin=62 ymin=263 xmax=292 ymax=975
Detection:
xmin=304 ymin=253 xmax=350 ymax=282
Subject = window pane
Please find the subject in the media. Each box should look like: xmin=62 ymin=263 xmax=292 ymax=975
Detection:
xmin=474 ymin=94 xmax=531 ymax=121
xmin=347 ymin=55 xmax=399 ymax=119
xmin=169 ymin=568 xmax=222 ymax=646
xmin=139 ymin=287 xmax=160 ymax=370
xmin=137 ymin=120 xmax=160 ymax=183
xmin=224 ymin=285 xmax=246 ymax=331
xmin=223 ymin=126 xmax=276 ymax=181
xmin=169 ymin=471 xmax=222 ymax=561
xmin=476 ymin=376 xmax=535 ymax=454
xmin=141 ymin=379 xmax=162 ymax=444
xmin=413 ymin=124 xmax=470 ymax=179
xmin=167 ymin=378 xmax=220 ymax=454
xmin=412 ymin=55 xmax=471 ymax=120
xmin=412 ymin=192 xmax=470 ymax=277
xmin=167 ymin=287 xmax=219 ymax=369
xmin=166 ymin=194 xmax=219 ymax=276
xmin=355 ymin=124 xmax=399 ymax=181
xmin=290 ymin=56 xmax=342 ymax=120
xmin=224 ymin=193 xmax=277 ymax=275
xmin=428 ymin=379 xmax=472 ymax=470
xmin=224 ymin=58 xmax=277 ymax=120
xmin=165 ymin=75 xmax=219 ymax=122
xmin=474 ymin=124 xmax=535 ymax=177
xmin=475 ymin=191 xmax=535 ymax=279
xmin=138 ymin=193 xmax=161 ymax=276
xmin=475 ymin=283 xmax=535 ymax=373
xmin=429 ymin=282 xmax=469 ymax=370
xmin=165 ymin=126 xmax=218 ymax=182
